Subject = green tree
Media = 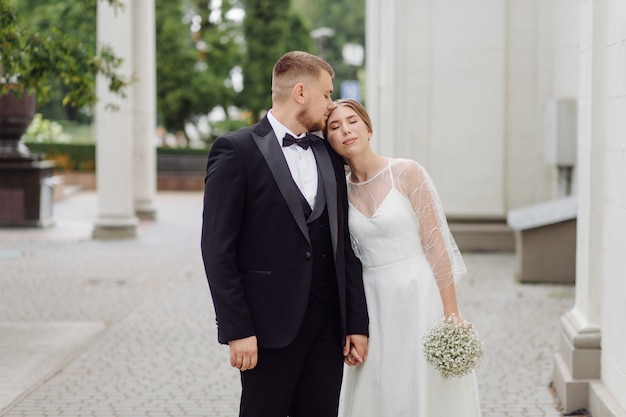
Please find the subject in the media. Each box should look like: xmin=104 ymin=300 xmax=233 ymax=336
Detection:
xmin=5 ymin=0 xmax=320 ymax=138
xmin=191 ymin=0 xmax=243 ymax=128
xmin=155 ymin=0 xmax=245 ymax=142
xmin=155 ymin=0 xmax=202 ymax=137
xmin=7 ymin=0 xmax=244 ymax=141
xmin=238 ymin=0 xmax=313 ymax=122
xmin=291 ymin=0 xmax=365 ymax=99
xmin=10 ymin=0 xmax=100 ymax=122
xmin=2 ymin=0 xmax=126 ymax=118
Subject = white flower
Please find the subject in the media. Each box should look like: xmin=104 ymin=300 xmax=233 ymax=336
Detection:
xmin=423 ymin=315 xmax=484 ymax=379
xmin=24 ymin=114 xmax=71 ymax=143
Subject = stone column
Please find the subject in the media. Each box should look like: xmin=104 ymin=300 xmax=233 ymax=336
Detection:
xmin=366 ymin=0 xmax=507 ymax=218
xmin=93 ymin=0 xmax=138 ymax=239
xmin=365 ymin=0 xmax=398 ymax=159
xmin=132 ymin=0 xmax=157 ymax=220
xmin=551 ymin=0 xmax=603 ymax=411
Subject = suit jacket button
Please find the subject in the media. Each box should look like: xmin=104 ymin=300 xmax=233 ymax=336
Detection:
xmin=305 ymin=252 xmax=312 ymax=259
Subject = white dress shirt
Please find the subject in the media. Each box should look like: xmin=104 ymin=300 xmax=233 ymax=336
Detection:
xmin=267 ymin=110 xmax=319 ymax=210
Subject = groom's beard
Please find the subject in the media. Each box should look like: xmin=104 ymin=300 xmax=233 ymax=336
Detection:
xmin=297 ymin=108 xmax=325 ymax=132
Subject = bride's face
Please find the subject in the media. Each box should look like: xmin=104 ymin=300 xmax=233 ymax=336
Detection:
xmin=325 ymin=106 xmax=371 ymax=158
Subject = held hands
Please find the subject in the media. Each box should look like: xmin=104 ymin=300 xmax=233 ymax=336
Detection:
xmin=230 ymin=334 xmax=368 ymax=369
xmin=344 ymin=334 xmax=368 ymax=366
xmin=229 ymin=335 xmax=258 ymax=371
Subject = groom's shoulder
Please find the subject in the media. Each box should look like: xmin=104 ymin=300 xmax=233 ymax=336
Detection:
xmin=215 ymin=118 xmax=272 ymax=145
xmin=222 ymin=121 xmax=264 ymax=139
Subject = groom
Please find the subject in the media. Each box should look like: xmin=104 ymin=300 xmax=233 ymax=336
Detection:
xmin=200 ymin=51 xmax=369 ymax=417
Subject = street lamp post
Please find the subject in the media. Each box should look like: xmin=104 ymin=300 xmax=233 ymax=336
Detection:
xmin=310 ymin=27 xmax=335 ymax=61
xmin=341 ymin=43 xmax=364 ymax=101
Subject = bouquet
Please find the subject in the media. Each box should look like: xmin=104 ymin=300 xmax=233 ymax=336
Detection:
xmin=423 ymin=315 xmax=484 ymax=379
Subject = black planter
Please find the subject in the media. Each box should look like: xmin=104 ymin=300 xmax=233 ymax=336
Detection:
xmin=0 ymin=91 xmax=41 ymax=161
xmin=0 ymin=91 xmax=55 ymax=227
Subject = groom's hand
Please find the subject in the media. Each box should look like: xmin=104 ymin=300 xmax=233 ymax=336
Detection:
xmin=229 ymin=335 xmax=258 ymax=371
xmin=344 ymin=334 xmax=368 ymax=366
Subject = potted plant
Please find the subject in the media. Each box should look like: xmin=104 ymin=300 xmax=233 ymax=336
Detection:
xmin=0 ymin=0 xmax=128 ymax=227
xmin=0 ymin=0 xmax=127 ymax=161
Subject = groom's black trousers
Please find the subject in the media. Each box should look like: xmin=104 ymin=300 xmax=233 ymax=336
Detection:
xmin=239 ymin=208 xmax=344 ymax=417
xmin=239 ymin=296 xmax=343 ymax=417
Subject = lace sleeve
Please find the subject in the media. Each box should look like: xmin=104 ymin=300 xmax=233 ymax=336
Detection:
xmin=394 ymin=159 xmax=467 ymax=289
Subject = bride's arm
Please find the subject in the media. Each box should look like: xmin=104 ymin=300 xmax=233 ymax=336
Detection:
xmin=438 ymin=282 xmax=461 ymax=318
xmin=398 ymin=160 xmax=467 ymax=317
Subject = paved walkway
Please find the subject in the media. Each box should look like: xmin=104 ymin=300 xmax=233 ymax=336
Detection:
xmin=0 ymin=192 xmax=574 ymax=416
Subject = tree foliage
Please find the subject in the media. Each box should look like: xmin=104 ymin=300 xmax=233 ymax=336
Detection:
xmin=155 ymin=0 xmax=208 ymax=135
xmin=238 ymin=0 xmax=313 ymax=122
xmin=3 ymin=0 xmax=328 ymax=136
xmin=0 ymin=0 xmax=127 ymax=111
xmin=5 ymin=0 xmax=101 ymax=120
xmin=155 ymin=0 xmax=243 ymax=136
xmin=291 ymin=0 xmax=365 ymax=99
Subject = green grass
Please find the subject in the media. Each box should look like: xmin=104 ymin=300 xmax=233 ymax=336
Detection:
xmin=56 ymin=122 xmax=93 ymax=144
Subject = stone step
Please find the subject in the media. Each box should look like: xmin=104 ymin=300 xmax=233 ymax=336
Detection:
xmin=449 ymin=221 xmax=515 ymax=252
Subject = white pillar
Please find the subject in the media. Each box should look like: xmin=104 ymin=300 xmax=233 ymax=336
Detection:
xmin=93 ymin=0 xmax=138 ymax=239
xmin=365 ymin=0 xmax=397 ymax=159
xmin=132 ymin=0 xmax=157 ymax=220
xmin=552 ymin=0 xmax=604 ymax=411
xmin=366 ymin=0 xmax=507 ymax=218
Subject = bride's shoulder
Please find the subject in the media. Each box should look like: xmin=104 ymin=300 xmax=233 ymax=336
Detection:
xmin=389 ymin=158 xmax=431 ymax=191
xmin=390 ymin=158 xmax=428 ymax=178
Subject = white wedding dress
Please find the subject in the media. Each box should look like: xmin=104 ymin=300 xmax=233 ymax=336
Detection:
xmin=338 ymin=158 xmax=482 ymax=417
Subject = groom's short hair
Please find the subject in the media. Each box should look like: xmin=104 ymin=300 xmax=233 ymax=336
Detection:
xmin=272 ymin=51 xmax=334 ymax=102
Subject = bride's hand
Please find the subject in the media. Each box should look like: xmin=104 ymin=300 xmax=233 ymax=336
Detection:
xmin=444 ymin=313 xmax=472 ymax=329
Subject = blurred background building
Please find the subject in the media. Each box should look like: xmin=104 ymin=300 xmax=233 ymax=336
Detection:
xmin=366 ymin=0 xmax=625 ymax=415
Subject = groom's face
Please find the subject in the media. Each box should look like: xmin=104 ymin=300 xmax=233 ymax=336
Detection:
xmin=296 ymin=71 xmax=334 ymax=132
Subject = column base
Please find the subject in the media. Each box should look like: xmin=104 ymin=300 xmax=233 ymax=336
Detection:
xmin=589 ymin=381 xmax=626 ymax=417
xmin=135 ymin=208 xmax=157 ymax=221
xmin=553 ymin=353 xmax=591 ymax=412
xmin=134 ymin=200 xmax=157 ymax=220
xmin=552 ymin=309 xmax=601 ymax=413
xmin=92 ymin=217 xmax=138 ymax=240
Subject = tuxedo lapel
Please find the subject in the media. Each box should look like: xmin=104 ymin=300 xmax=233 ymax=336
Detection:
xmin=252 ymin=128 xmax=311 ymax=245
xmin=311 ymin=141 xmax=338 ymax=257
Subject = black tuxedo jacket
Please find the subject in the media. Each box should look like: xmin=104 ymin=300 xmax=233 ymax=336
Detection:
xmin=201 ymin=116 xmax=369 ymax=349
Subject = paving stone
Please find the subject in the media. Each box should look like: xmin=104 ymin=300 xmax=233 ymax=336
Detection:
xmin=0 ymin=192 xmax=574 ymax=416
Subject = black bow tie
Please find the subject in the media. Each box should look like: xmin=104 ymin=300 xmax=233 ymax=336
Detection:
xmin=282 ymin=133 xmax=317 ymax=150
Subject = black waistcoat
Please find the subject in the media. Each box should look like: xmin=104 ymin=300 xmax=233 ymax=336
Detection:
xmin=299 ymin=178 xmax=339 ymax=308
xmin=307 ymin=207 xmax=339 ymax=307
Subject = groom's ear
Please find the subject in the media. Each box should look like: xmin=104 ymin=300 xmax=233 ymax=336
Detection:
xmin=293 ymin=83 xmax=306 ymax=104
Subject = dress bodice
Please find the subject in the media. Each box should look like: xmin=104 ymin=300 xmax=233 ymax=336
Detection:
xmin=346 ymin=158 xmax=467 ymax=287
xmin=349 ymin=187 xmax=424 ymax=268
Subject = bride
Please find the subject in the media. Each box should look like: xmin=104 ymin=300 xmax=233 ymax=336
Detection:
xmin=324 ymin=99 xmax=482 ymax=417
